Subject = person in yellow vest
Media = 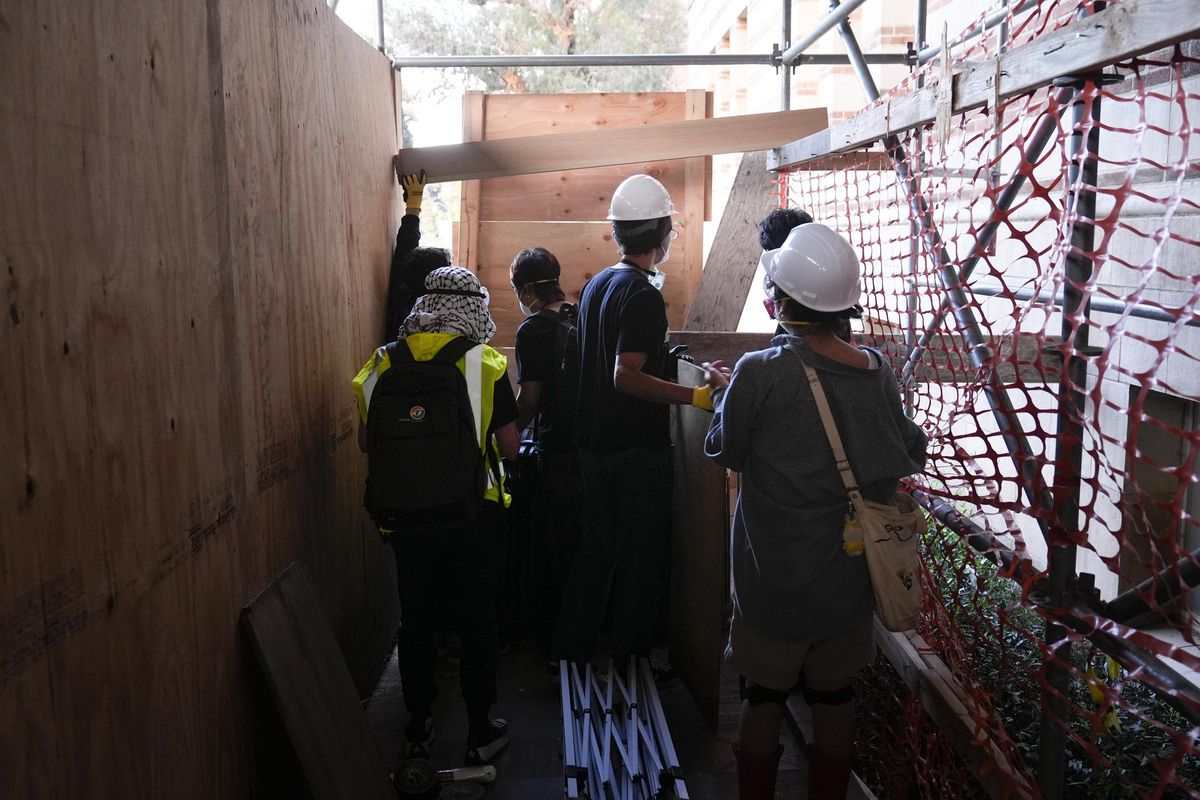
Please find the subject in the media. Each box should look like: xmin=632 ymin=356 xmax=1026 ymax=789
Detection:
xmin=352 ymin=266 xmax=520 ymax=768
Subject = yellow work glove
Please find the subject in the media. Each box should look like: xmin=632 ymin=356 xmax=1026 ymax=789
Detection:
xmin=400 ymin=168 xmax=427 ymax=213
xmin=691 ymin=384 xmax=715 ymax=412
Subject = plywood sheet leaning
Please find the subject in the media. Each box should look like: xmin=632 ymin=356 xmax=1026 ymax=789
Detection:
xmin=242 ymin=563 xmax=395 ymax=800
xmin=399 ymin=107 xmax=828 ymax=183
xmin=670 ymin=361 xmax=729 ymax=727
xmin=684 ymin=150 xmax=780 ymax=332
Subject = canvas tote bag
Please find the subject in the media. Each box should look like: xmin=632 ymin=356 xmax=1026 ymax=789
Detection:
xmin=799 ymin=357 xmax=926 ymax=632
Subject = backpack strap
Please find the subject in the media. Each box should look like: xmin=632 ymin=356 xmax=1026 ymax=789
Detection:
xmin=385 ymin=338 xmax=414 ymax=365
xmin=432 ymin=335 xmax=480 ymax=365
xmin=432 ymin=336 xmax=505 ymax=495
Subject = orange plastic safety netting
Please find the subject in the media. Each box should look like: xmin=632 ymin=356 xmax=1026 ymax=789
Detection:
xmin=781 ymin=1 xmax=1200 ymax=797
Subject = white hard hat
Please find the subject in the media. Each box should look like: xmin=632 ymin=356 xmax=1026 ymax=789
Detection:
xmin=759 ymin=223 xmax=861 ymax=312
xmin=607 ymin=174 xmax=677 ymax=220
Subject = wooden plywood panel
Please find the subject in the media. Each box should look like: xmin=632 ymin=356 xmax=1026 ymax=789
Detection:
xmin=479 ymin=161 xmax=687 ymax=222
xmin=329 ymin=14 xmax=402 ymax=677
xmin=2 ymin=0 xmax=400 ymax=796
xmin=670 ymin=361 xmax=729 ymax=728
xmin=219 ymin=0 xmax=288 ymax=610
xmin=398 ymin=107 xmax=828 ymax=183
xmin=242 ymin=563 xmax=395 ymax=800
xmin=478 ymin=91 xmax=688 ymax=139
xmin=476 ymin=220 xmax=693 ymax=346
xmin=682 ymin=90 xmax=709 ymax=311
xmin=1 ymin=0 xmax=232 ymax=795
xmin=685 ymin=150 xmax=779 ymax=331
xmin=458 ymin=91 xmax=485 ymax=270
xmin=668 ymin=332 xmax=776 ymax=367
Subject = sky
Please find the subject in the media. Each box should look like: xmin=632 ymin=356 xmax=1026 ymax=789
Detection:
xmin=332 ymin=0 xmax=382 ymax=47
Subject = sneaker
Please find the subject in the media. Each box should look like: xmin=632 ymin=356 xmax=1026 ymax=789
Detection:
xmin=464 ymin=717 xmax=510 ymax=765
xmin=404 ymin=716 xmax=436 ymax=759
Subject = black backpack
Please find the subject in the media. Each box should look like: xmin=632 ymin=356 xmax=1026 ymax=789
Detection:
xmin=535 ymin=302 xmax=580 ymax=439
xmin=364 ymin=336 xmax=494 ymax=535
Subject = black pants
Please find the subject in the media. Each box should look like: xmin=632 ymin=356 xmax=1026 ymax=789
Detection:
xmin=528 ymin=450 xmax=583 ymax=652
xmin=553 ymin=447 xmax=672 ymax=666
xmin=390 ymin=502 xmax=503 ymax=722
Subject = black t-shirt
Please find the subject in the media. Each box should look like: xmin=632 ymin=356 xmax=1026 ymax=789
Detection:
xmin=514 ymin=311 xmax=574 ymax=453
xmin=489 ymin=371 xmax=519 ymax=435
xmin=574 ymin=265 xmax=670 ymax=451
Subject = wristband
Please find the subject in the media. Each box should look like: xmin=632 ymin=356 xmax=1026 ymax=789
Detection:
xmin=691 ymin=384 xmax=715 ymax=412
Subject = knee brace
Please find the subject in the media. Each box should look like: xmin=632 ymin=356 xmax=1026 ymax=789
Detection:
xmin=739 ymin=676 xmax=788 ymax=707
xmin=802 ymin=684 xmax=855 ymax=707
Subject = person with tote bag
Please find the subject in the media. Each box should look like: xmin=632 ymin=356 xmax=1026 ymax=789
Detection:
xmin=703 ymin=223 xmax=928 ymax=800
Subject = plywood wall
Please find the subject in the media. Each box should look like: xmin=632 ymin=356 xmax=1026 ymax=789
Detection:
xmin=456 ymin=91 xmax=712 ymax=347
xmin=0 ymin=1 xmax=401 ymax=796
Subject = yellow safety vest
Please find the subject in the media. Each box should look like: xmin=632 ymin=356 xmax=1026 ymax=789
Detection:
xmin=352 ymin=332 xmax=510 ymax=506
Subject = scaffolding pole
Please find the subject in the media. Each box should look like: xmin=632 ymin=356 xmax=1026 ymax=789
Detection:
xmin=781 ymin=0 xmax=793 ymax=110
xmin=390 ymin=52 xmax=907 ymax=69
xmin=780 ymin=0 xmax=871 ymax=66
xmin=915 ymin=0 xmax=1039 ymax=65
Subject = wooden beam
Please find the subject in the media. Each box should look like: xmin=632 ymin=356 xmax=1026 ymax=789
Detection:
xmin=771 ymin=0 xmax=1200 ymax=169
xmin=457 ymin=91 xmax=485 ymax=269
xmin=875 ymin=620 xmax=1037 ymax=800
xmin=682 ymin=89 xmax=709 ymax=312
xmin=683 ymin=150 xmax=779 ymax=331
xmin=668 ymin=331 xmax=775 ymax=366
xmin=665 ymin=328 xmax=1061 ymax=384
xmin=401 ymin=107 xmax=828 ymax=183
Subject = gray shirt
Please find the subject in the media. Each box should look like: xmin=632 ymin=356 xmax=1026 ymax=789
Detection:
xmin=704 ymin=337 xmax=928 ymax=642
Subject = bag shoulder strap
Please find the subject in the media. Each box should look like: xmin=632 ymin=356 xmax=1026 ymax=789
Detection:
xmin=785 ymin=345 xmax=862 ymax=495
xmin=386 ymin=338 xmax=414 ymax=365
xmin=432 ymin=335 xmax=480 ymax=366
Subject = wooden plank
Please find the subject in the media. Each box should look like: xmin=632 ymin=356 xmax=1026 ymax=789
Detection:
xmin=667 ymin=332 xmax=775 ymax=367
xmin=875 ymin=621 xmax=1037 ymax=800
xmin=3 ymin=0 xmax=400 ymax=796
xmin=670 ymin=361 xmax=729 ymax=727
xmin=478 ymin=161 xmax=688 ymax=222
xmin=330 ymin=9 xmax=404 ymax=678
xmin=470 ymin=91 xmax=688 ymax=139
xmin=771 ymin=0 xmax=1200 ymax=169
xmin=399 ymin=107 xmax=828 ymax=183
xmin=684 ymin=150 xmax=779 ymax=331
xmin=458 ymin=91 xmax=485 ymax=269
xmin=241 ymin=563 xmax=395 ymax=800
xmin=682 ymin=89 xmax=709 ymax=312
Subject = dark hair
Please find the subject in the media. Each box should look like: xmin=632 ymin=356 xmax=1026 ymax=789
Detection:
xmin=758 ymin=207 xmax=815 ymax=250
xmin=612 ymin=216 xmax=672 ymax=256
xmin=403 ymin=247 xmax=452 ymax=299
xmin=510 ymin=247 xmax=566 ymax=303
xmin=764 ymin=277 xmax=859 ymax=339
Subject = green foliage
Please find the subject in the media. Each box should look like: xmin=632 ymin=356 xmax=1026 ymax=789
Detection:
xmin=385 ymin=0 xmax=687 ymax=97
xmin=921 ymin=523 xmax=1200 ymax=798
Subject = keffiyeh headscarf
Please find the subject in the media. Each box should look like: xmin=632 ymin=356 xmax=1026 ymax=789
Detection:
xmin=401 ymin=266 xmax=497 ymax=344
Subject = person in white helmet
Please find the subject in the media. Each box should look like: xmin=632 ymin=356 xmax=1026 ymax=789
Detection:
xmin=552 ymin=173 xmax=727 ymax=676
xmin=703 ymin=224 xmax=927 ymax=800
